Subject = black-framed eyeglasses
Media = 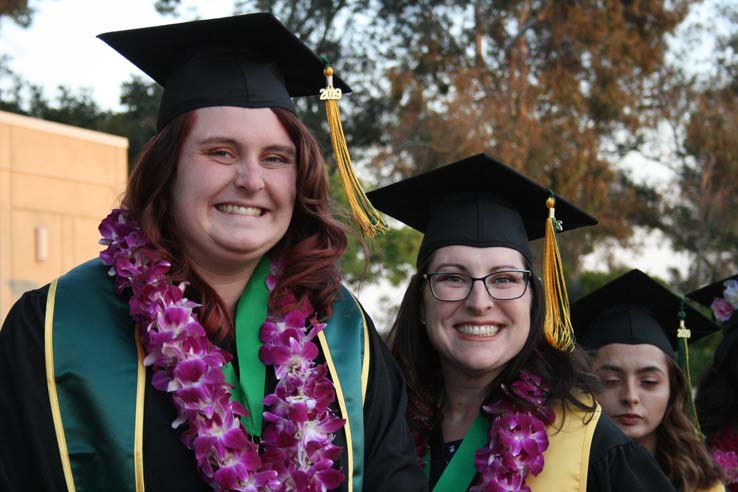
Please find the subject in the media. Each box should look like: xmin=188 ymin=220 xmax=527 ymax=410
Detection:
xmin=422 ymin=270 xmax=532 ymax=302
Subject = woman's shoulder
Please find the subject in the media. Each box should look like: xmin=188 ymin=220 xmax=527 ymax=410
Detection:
xmin=1 ymin=284 xmax=50 ymax=334
xmin=587 ymin=414 xmax=678 ymax=491
xmin=588 ymin=412 xmax=634 ymax=461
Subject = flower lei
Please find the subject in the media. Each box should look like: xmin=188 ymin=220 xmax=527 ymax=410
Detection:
xmin=99 ymin=208 xmax=345 ymax=492
xmin=710 ymin=278 xmax=738 ymax=323
xmin=710 ymin=427 xmax=738 ymax=491
xmin=416 ymin=371 xmax=554 ymax=492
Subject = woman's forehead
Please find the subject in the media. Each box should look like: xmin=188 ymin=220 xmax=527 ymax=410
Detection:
xmin=428 ymin=245 xmax=526 ymax=269
xmin=594 ymin=343 xmax=669 ymax=372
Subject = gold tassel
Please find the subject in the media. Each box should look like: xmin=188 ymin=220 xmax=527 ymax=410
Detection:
xmin=543 ymin=194 xmax=576 ymax=351
xmin=321 ymin=65 xmax=388 ymax=237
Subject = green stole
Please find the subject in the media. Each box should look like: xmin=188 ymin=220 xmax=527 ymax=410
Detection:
xmin=424 ymin=414 xmax=490 ymax=492
xmin=47 ymin=258 xmax=366 ymax=492
xmin=222 ymin=255 xmax=270 ymax=437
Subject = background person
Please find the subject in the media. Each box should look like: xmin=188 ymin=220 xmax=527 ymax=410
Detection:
xmin=689 ymin=274 xmax=738 ymax=491
xmin=573 ymin=269 xmax=725 ymax=492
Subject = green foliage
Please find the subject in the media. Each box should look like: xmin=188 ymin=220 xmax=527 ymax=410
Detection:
xmin=690 ymin=329 xmax=723 ymax=388
xmin=569 ymin=268 xmax=632 ymax=302
xmin=109 ymin=77 xmax=162 ymax=167
xmin=327 ymin=170 xmax=421 ymax=288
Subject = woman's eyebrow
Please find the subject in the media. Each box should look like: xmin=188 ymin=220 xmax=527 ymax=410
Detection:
xmin=636 ymin=366 xmax=666 ymax=375
xmin=263 ymin=144 xmax=296 ymax=157
xmin=597 ymin=364 xmax=624 ymax=374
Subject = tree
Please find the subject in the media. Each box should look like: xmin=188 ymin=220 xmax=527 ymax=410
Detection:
xmin=364 ymin=0 xmax=693 ymax=277
xmin=640 ymin=1 xmax=738 ymax=291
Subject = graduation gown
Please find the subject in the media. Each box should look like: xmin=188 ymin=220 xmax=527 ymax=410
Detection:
xmin=428 ymin=403 xmax=677 ymax=492
xmin=0 ymin=281 xmax=427 ymax=492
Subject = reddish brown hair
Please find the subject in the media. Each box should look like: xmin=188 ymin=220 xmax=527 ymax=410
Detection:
xmin=122 ymin=108 xmax=348 ymax=339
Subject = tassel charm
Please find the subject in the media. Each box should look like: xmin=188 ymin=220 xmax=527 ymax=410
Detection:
xmin=322 ymin=64 xmax=388 ymax=237
xmin=543 ymin=194 xmax=576 ymax=351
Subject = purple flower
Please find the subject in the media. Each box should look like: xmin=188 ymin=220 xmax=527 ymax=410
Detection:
xmin=99 ymin=209 xmax=345 ymax=491
xmin=712 ymin=297 xmax=735 ymax=322
xmin=470 ymin=373 xmax=553 ymax=491
xmin=712 ymin=449 xmax=738 ymax=484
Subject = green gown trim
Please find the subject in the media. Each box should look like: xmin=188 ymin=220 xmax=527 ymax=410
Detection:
xmin=49 ymin=258 xmax=366 ymax=492
xmin=424 ymin=413 xmax=490 ymax=492
xmin=52 ymin=259 xmax=139 ymax=492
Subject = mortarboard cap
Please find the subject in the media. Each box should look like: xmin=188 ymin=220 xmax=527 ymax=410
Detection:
xmin=97 ymin=13 xmax=351 ymax=130
xmin=687 ymin=274 xmax=738 ymax=368
xmin=572 ymin=269 xmax=719 ymax=356
xmin=99 ymin=13 xmax=388 ymax=237
xmin=367 ymin=153 xmax=598 ymax=351
xmin=687 ymin=274 xmax=738 ymax=328
xmin=366 ymin=153 xmax=597 ymax=267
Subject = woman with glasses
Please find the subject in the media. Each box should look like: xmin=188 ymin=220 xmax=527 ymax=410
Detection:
xmin=367 ymin=154 xmax=676 ymax=491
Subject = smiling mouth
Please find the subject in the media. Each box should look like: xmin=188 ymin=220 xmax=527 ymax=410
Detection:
xmin=456 ymin=324 xmax=501 ymax=337
xmin=215 ymin=204 xmax=263 ymax=216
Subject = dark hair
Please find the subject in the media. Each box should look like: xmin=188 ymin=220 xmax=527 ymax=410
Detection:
xmin=695 ymin=332 xmax=738 ymax=441
xmin=122 ymin=108 xmax=349 ymax=339
xmin=655 ymin=357 xmax=725 ymax=491
xmin=387 ymin=253 xmax=598 ymax=436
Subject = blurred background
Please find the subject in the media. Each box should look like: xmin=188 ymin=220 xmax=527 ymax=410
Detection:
xmin=1 ymin=0 xmax=736 ymax=381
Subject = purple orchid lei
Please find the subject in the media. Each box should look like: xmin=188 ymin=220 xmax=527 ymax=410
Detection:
xmin=414 ymin=371 xmax=553 ymax=492
xmin=99 ymin=208 xmax=345 ymax=492
xmin=471 ymin=371 xmax=554 ymax=492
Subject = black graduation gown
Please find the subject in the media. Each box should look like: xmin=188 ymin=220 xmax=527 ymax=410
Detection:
xmin=0 ymin=286 xmax=428 ymax=492
xmin=428 ymin=405 xmax=677 ymax=492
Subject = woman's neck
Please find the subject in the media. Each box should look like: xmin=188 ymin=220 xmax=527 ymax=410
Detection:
xmin=190 ymin=258 xmax=260 ymax=318
xmin=637 ymin=432 xmax=658 ymax=455
xmin=440 ymin=364 xmax=500 ymax=442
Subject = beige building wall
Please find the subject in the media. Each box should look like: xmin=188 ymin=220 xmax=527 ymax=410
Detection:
xmin=0 ymin=110 xmax=128 ymax=322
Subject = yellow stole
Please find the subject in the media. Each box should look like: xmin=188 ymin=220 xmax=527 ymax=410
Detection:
xmin=699 ymin=482 xmax=726 ymax=492
xmin=526 ymin=397 xmax=601 ymax=492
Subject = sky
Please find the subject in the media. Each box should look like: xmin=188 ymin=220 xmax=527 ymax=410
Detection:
xmin=1 ymin=0 xmax=237 ymax=111
xmin=1 ymin=0 xmax=720 ymax=317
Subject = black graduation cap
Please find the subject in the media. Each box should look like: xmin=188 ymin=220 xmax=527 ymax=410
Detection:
xmin=365 ymin=153 xmax=598 ymax=267
xmin=572 ymin=269 xmax=719 ymax=357
xmin=687 ymin=274 xmax=738 ymax=327
xmin=687 ymin=274 xmax=738 ymax=367
xmin=97 ymin=13 xmax=351 ymax=130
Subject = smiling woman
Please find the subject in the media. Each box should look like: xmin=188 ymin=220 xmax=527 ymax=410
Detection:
xmin=170 ymin=107 xmax=298 ymax=292
xmin=368 ymin=154 xmax=678 ymax=492
xmin=0 ymin=13 xmax=425 ymax=492
xmin=573 ymin=269 xmax=726 ymax=492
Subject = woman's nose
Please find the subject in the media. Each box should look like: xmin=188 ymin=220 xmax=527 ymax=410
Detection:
xmin=234 ymin=158 xmax=265 ymax=192
xmin=465 ymin=280 xmax=494 ymax=312
xmin=620 ymin=380 xmax=639 ymax=405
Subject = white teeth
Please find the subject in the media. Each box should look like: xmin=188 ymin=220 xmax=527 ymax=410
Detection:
xmin=215 ymin=204 xmax=262 ymax=216
xmin=456 ymin=325 xmax=500 ymax=337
